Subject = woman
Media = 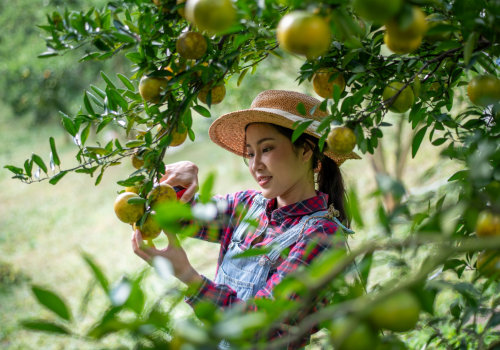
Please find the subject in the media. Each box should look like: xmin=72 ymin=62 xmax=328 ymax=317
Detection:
xmin=132 ymin=90 xmax=359 ymax=348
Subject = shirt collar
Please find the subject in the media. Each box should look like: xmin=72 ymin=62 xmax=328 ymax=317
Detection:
xmin=263 ymin=191 xmax=329 ymax=218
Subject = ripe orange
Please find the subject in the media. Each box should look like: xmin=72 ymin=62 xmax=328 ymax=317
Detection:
xmin=352 ymin=0 xmax=402 ymax=23
xmin=326 ymin=127 xmax=356 ymax=155
xmin=467 ymin=75 xmax=500 ymax=107
xmin=176 ymin=31 xmax=207 ymax=59
xmin=148 ymin=182 xmax=177 ymax=208
xmin=385 ymin=7 xmax=428 ymax=40
xmin=477 ymin=251 xmax=500 ymax=279
xmin=382 ymin=82 xmax=415 ymax=113
xmin=176 ymin=0 xmax=186 ymax=18
xmin=131 ymin=152 xmax=144 ymax=170
xmin=198 ymin=84 xmax=226 ymax=104
xmin=476 ymin=211 xmax=500 ymax=237
xmin=158 ymin=125 xmax=188 ymax=147
xmin=384 ymin=32 xmax=422 ymax=54
xmin=139 ymin=76 xmax=168 ymax=103
xmin=329 ymin=317 xmax=377 ymax=350
xmin=312 ymin=69 xmax=346 ymax=99
xmin=185 ymin=0 xmax=236 ymax=34
xmin=133 ymin=213 xmax=162 ymax=240
xmin=277 ymin=11 xmax=331 ymax=59
xmin=114 ymin=192 xmax=145 ymax=224
xmin=369 ymin=291 xmax=421 ymax=332
xmin=125 ymin=185 xmax=141 ymax=194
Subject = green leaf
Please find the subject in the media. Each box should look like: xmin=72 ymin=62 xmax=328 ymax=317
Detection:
xmin=82 ymin=253 xmax=109 ymax=293
xmin=38 ymin=50 xmax=59 ymax=58
xmin=412 ymin=127 xmax=427 ymax=158
xmin=60 ymin=112 xmax=78 ymax=137
xmin=347 ymin=187 xmax=364 ymax=228
xmin=49 ymin=137 xmax=60 ymax=166
xmin=24 ymin=159 xmax=33 ymax=178
xmin=125 ymin=140 xmax=145 ymax=148
xmin=84 ymin=92 xmax=95 ymax=116
xmin=117 ymin=175 xmax=146 ymax=187
xmin=199 ymin=172 xmax=216 ymax=204
xmin=49 ymin=171 xmax=68 ymax=185
xmin=193 ymin=105 xmax=211 ymax=118
xmin=155 ymin=201 xmax=193 ymax=232
xmin=233 ymin=246 xmax=272 ymax=259
xmin=32 ymin=154 xmax=48 ymax=174
xmin=107 ymin=89 xmax=128 ymax=111
xmin=358 ymin=252 xmax=372 ymax=287
xmin=237 ymin=68 xmax=249 ymax=87
xmin=31 ymin=285 xmax=72 ymax=321
xmin=100 ymin=71 xmax=116 ymax=89
xmin=464 ymin=32 xmax=478 ymax=66
xmin=117 ymin=73 xmax=135 ymax=91
xmin=20 ymin=319 xmax=71 ymax=335
xmin=296 ymin=102 xmax=307 ymax=116
xmin=4 ymin=165 xmax=24 ymax=175
xmin=292 ymin=120 xmax=313 ymax=143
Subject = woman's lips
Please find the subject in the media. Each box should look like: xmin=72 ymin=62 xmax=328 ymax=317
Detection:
xmin=258 ymin=176 xmax=272 ymax=186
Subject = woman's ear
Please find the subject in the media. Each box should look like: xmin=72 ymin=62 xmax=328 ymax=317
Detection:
xmin=301 ymin=140 xmax=315 ymax=163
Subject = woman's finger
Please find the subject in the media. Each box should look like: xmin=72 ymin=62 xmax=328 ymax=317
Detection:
xmin=180 ymin=182 xmax=198 ymax=203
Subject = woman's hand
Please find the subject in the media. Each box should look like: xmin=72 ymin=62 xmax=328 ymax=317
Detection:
xmin=160 ymin=161 xmax=199 ymax=203
xmin=131 ymin=229 xmax=203 ymax=286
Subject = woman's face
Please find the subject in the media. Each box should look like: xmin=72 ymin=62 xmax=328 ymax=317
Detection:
xmin=245 ymin=123 xmax=315 ymax=205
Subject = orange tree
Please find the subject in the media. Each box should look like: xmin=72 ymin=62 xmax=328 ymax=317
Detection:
xmin=5 ymin=0 xmax=500 ymax=349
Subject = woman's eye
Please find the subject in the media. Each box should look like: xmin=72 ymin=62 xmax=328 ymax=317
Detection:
xmin=263 ymin=147 xmax=272 ymax=153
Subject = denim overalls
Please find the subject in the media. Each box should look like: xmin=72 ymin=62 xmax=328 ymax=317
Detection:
xmin=214 ymin=194 xmax=353 ymax=349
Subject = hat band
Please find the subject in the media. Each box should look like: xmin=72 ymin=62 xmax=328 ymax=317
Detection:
xmin=252 ymin=107 xmax=322 ymax=137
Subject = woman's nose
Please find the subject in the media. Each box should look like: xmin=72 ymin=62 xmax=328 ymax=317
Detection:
xmin=250 ymin=153 xmax=264 ymax=172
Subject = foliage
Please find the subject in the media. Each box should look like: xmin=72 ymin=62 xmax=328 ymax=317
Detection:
xmin=5 ymin=0 xmax=500 ymax=348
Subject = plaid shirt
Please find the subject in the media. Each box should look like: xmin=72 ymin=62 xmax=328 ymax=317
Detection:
xmin=185 ymin=190 xmax=341 ymax=347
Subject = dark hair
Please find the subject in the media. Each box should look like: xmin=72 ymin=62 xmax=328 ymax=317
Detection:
xmin=270 ymin=124 xmax=349 ymax=226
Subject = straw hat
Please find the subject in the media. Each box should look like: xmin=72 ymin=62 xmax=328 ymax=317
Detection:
xmin=208 ymin=90 xmax=360 ymax=166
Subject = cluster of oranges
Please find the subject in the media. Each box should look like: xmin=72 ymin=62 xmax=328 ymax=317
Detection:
xmin=114 ymin=182 xmax=178 ymax=241
xmin=140 ymin=0 xmax=233 ymax=110
xmin=329 ymin=289 xmax=422 ymax=349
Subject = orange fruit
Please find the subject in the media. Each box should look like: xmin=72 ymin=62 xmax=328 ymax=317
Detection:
xmin=125 ymin=185 xmax=141 ymax=194
xmin=476 ymin=211 xmax=500 ymax=237
xmin=382 ymin=82 xmax=414 ymax=113
xmin=176 ymin=0 xmax=186 ymax=18
xmin=467 ymin=75 xmax=500 ymax=107
xmin=276 ymin=11 xmax=331 ymax=59
xmin=114 ymin=192 xmax=145 ymax=224
xmin=158 ymin=125 xmax=188 ymax=147
xmin=139 ymin=76 xmax=168 ymax=103
xmin=185 ymin=0 xmax=236 ymax=34
xmin=312 ymin=69 xmax=346 ymax=99
xmin=384 ymin=32 xmax=422 ymax=54
xmin=352 ymin=0 xmax=402 ymax=23
xmin=386 ymin=7 xmax=428 ymax=40
xmin=198 ymin=84 xmax=226 ymax=104
xmin=477 ymin=251 xmax=500 ymax=279
xmin=148 ymin=182 xmax=177 ymax=208
xmin=133 ymin=213 xmax=162 ymax=240
xmin=326 ymin=127 xmax=356 ymax=155
xmin=176 ymin=31 xmax=207 ymax=60
xmin=131 ymin=152 xmax=144 ymax=170
xmin=368 ymin=291 xmax=421 ymax=332
xmin=329 ymin=317 xmax=377 ymax=350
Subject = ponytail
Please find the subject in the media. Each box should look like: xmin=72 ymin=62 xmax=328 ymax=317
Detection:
xmin=271 ymin=124 xmax=349 ymax=226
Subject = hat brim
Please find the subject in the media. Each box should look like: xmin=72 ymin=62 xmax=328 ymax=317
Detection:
xmin=208 ymin=108 xmax=361 ymax=166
